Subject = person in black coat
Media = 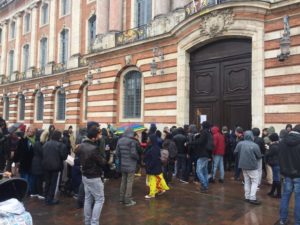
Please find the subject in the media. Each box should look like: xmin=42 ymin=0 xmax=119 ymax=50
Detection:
xmin=42 ymin=130 xmax=68 ymax=205
xmin=31 ymin=130 xmax=44 ymax=199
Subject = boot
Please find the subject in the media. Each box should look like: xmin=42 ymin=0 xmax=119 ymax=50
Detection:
xmin=275 ymin=181 xmax=281 ymax=198
xmin=267 ymin=182 xmax=276 ymax=196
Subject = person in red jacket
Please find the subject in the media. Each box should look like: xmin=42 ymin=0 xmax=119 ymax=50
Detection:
xmin=211 ymin=126 xmax=225 ymax=183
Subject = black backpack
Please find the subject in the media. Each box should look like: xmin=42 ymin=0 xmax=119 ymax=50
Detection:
xmin=206 ymin=132 xmax=214 ymax=152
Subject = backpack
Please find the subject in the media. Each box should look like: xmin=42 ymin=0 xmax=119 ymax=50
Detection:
xmin=160 ymin=149 xmax=169 ymax=165
xmin=206 ymin=132 xmax=214 ymax=152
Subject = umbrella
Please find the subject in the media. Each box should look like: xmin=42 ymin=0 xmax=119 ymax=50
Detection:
xmin=8 ymin=123 xmax=23 ymax=134
xmin=115 ymin=124 xmax=146 ymax=135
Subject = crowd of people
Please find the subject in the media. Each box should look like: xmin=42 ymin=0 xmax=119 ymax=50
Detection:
xmin=0 ymin=117 xmax=299 ymax=225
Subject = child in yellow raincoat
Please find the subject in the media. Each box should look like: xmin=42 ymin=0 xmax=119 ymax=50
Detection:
xmin=144 ymin=134 xmax=169 ymax=198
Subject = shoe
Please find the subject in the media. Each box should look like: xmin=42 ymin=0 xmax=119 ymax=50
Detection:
xmin=46 ymin=199 xmax=60 ymax=205
xmin=30 ymin=194 xmax=38 ymax=198
xmin=145 ymin=195 xmax=155 ymax=199
xmin=244 ymin=199 xmax=250 ymax=203
xmin=274 ymin=219 xmax=289 ymax=225
xmin=179 ymin=179 xmax=189 ymax=184
xmin=200 ymin=187 xmax=208 ymax=192
xmin=37 ymin=195 xmax=45 ymax=200
xmin=157 ymin=190 xmax=166 ymax=196
xmin=125 ymin=200 xmax=136 ymax=207
xmin=248 ymin=199 xmax=261 ymax=205
xmin=135 ymin=173 xmax=142 ymax=177
xmin=219 ymin=179 xmax=224 ymax=183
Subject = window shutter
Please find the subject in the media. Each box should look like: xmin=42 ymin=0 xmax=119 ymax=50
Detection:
xmin=19 ymin=95 xmax=25 ymax=121
xmin=57 ymin=91 xmax=66 ymax=120
xmin=36 ymin=93 xmax=44 ymax=121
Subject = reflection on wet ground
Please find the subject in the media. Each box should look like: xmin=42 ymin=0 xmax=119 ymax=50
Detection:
xmin=26 ymin=174 xmax=294 ymax=225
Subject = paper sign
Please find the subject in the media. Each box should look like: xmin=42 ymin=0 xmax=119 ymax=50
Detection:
xmin=200 ymin=115 xmax=207 ymax=123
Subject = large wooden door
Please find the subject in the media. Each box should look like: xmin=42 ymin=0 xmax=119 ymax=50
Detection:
xmin=190 ymin=39 xmax=252 ymax=130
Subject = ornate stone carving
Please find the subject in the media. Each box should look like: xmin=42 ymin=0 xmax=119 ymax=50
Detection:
xmin=199 ymin=9 xmax=234 ymax=37
xmin=125 ymin=55 xmax=132 ymax=65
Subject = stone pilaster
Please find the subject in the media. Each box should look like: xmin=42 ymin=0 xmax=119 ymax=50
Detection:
xmin=0 ymin=21 xmax=8 ymax=76
xmin=109 ymin=0 xmax=123 ymax=32
xmin=154 ymin=0 xmax=170 ymax=18
xmin=14 ymin=13 xmax=22 ymax=72
xmin=30 ymin=4 xmax=38 ymax=68
xmin=96 ymin=0 xmax=109 ymax=35
xmin=48 ymin=0 xmax=57 ymax=63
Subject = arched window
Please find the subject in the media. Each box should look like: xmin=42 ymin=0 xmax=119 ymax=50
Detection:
xmin=22 ymin=44 xmax=30 ymax=72
xmin=35 ymin=91 xmax=44 ymax=121
xmin=8 ymin=50 xmax=14 ymax=78
xmin=88 ymin=15 xmax=96 ymax=49
xmin=56 ymin=88 xmax=66 ymax=121
xmin=18 ymin=94 xmax=25 ymax=121
xmin=61 ymin=0 xmax=70 ymax=16
xmin=40 ymin=38 xmax=48 ymax=68
xmin=24 ymin=13 xmax=31 ymax=33
xmin=137 ymin=0 xmax=152 ymax=26
xmin=60 ymin=29 xmax=69 ymax=65
xmin=123 ymin=71 xmax=142 ymax=118
xmin=3 ymin=95 xmax=9 ymax=120
xmin=10 ymin=21 xmax=15 ymax=39
xmin=41 ymin=3 xmax=49 ymax=25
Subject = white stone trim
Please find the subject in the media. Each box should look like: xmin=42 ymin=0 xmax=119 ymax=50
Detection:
xmin=265 ymin=85 xmax=300 ymax=95
xmin=71 ymin=0 xmax=81 ymax=56
xmin=136 ymin=53 xmax=178 ymax=67
xmin=145 ymin=95 xmax=177 ymax=103
xmin=88 ymin=89 xmax=117 ymax=96
xmin=99 ymin=76 xmax=118 ymax=83
xmin=88 ymin=112 xmax=116 ymax=117
xmin=265 ymin=105 xmax=300 ymax=113
xmin=145 ymin=81 xmax=177 ymax=90
xmin=177 ymin=19 xmax=265 ymax=129
xmin=101 ymin=64 xmax=122 ymax=72
xmin=265 ymin=65 xmax=300 ymax=77
xmin=144 ymin=109 xmax=177 ymax=116
xmin=143 ymin=67 xmax=177 ymax=78
xmin=264 ymin=26 xmax=300 ymax=41
xmin=48 ymin=0 xmax=57 ymax=62
xmin=89 ymin=100 xmax=117 ymax=106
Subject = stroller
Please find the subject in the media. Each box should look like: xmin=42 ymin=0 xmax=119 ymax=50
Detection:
xmin=0 ymin=178 xmax=33 ymax=225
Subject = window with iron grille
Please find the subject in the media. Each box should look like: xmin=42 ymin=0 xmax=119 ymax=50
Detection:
xmin=41 ymin=3 xmax=49 ymax=25
xmin=56 ymin=89 xmax=66 ymax=121
xmin=9 ymin=50 xmax=14 ymax=78
xmin=10 ymin=21 xmax=15 ymax=39
xmin=88 ymin=15 xmax=96 ymax=50
xmin=3 ymin=96 xmax=9 ymax=120
xmin=23 ymin=44 xmax=30 ymax=72
xmin=40 ymin=38 xmax=47 ymax=68
xmin=18 ymin=94 xmax=25 ymax=121
xmin=36 ymin=92 xmax=44 ymax=121
xmin=137 ymin=0 xmax=152 ymax=27
xmin=61 ymin=0 xmax=70 ymax=16
xmin=60 ymin=29 xmax=69 ymax=65
xmin=123 ymin=71 xmax=141 ymax=118
xmin=24 ymin=13 xmax=30 ymax=33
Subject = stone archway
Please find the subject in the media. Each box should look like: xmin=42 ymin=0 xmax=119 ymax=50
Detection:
xmin=177 ymin=10 xmax=265 ymax=129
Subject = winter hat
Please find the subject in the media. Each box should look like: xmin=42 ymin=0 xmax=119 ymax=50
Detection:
xmin=293 ymin=124 xmax=300 ymax=133
xmin=279 ymin=129 xmax=288 ymax=140
xmin=235 ymin=126 xmax=243 ymax=134
xmin=285 ymin=124 xmax=293 ymax=130
xmin=87 ymin=121 xmax=100 ymax=130
xmin=267 ymin=126 xmax=275 ymax=135
xmin=269 ymin=133 xmax=279 ymax=142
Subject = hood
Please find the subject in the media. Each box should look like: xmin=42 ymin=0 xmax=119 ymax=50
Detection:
xmin=211 ymin=126 xmax=220 ymax=135
xmin=244 ymin=131 xmax=254 ymax=141
xmin=189 ymin=124 xmax=198 ymax=134
xmin=284 ymin=131 xmax=300 ymax=147
xmin=268 ymin=126 xmax=275 ymax=135
xmin=123 ymin=127 xmax=134 ymax=138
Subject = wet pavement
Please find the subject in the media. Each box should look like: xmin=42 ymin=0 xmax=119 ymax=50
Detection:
xmin=26 ymin=173 xmax=294 ymax=225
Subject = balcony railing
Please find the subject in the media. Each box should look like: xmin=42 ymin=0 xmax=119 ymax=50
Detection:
xmin=115 ymin=25 xmax=148 ymax=47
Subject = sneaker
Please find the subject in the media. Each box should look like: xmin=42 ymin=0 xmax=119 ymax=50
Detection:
xmin=125 ymin=200 xmax=136 ymax=207
xmin=46 ymin=199 xmax=60 ymax=205
xmin=30 ymin=194 xmax=38 ymax=198
xmin=37 ymin=195 xmax=45 ymax=200
xmin=219 ymin=179 xmax=224 ymax=183
xmin=244 ymin=199 xmax=250 ymax=203
xmin=135 ymin=173 xmax=142 ymax=177
xmin=248 ymin=199 xmax=261 ymax=205
xmin=157 ymin=190 xmax=166 ymax=196
xmin=274 ymin=219 xmax=289 ymax=225
xmin=179 ymin=179 xmax=189 ymax=184
xmin=145 ymin=195 xmax=155 ymax=199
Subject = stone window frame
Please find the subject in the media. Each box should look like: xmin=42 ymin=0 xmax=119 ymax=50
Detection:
xmin=35 ymin=91 xmax=44 ymax=122
xmin=86 ymin=14 xmax=96 ymax=52
xmin=58 ymin=28 xmax=70 ymax=66
xmin=40 ymin=2 xmax=49 ymax=27
xmin=3 ymin=95 xmax=9 ymax=121
xmin=10 ymin=20 xmax=16 ymax=40
xmin=23 ymin=13 xmax=31 ymax=34
xmin=17 ymin=94 xmax=26 ymax=122
xmin=60 ymin=0 xmax=71 ymax=18
xmin=8 ymin=49 xmax=14 ymax=78
xmin=39 ymin=37 xmax=48 ymax=69
xmin=55 ymin=87 xmax=66 ymax=122
xmin=22 ymin=43 xmax=30 ymax=73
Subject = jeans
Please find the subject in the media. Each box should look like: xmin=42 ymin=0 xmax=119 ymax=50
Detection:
xmin=242 ymin=169 xmax=259 ymax=200
xmin=257 ymin=159 xmax=263 ymax=186
xmin=82 ymin=176 xmax=105 ymax=225
xmin=279 ymin=177 xmax=300 ymax=225
xmin=176 ymin=155 xmax=189 ymax=182
xmin=119 ymin=172 xmax=135 ymax=204
xmin=272 ymin=165 xmax=280 ymax=182
xmin=212 ymin=155 xmax=224 ymax=180
xmin=196 ymin=158 xmax=209 ymax=189
xmin=20 ymin=172 xmax=33 ymax=194
xmin=31 ymin=174 xmax=44 ymax=196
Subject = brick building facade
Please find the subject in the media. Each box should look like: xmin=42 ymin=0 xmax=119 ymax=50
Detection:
xmin=0 ymin=0 xmax=299 ymax=132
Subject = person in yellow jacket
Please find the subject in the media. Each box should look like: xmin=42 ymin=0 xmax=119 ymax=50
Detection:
xmin=144 ymin=134 xmax=169 ymax=199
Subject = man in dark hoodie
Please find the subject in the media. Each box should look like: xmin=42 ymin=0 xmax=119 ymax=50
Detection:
xmin=173 ymin=127 xmax=188 ymax=183
xmin=234 ymin=131 xmax=262 ymax=205
xmin=275 ymin=124 xmax=300 ymax=225
xmin=252 ymin=128 xmax=266 ymax=187
xmin=116 ymin=127 xmax=139 ymax=207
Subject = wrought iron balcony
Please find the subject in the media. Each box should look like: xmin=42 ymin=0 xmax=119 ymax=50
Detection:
xmin=115 ymin=25 xmax=148 ymax=47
